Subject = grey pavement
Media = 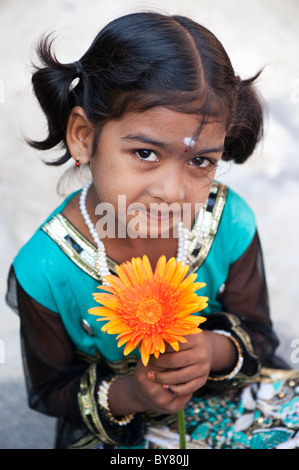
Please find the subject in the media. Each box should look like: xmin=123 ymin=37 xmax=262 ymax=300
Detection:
xmin=1 ymin=0 xmax=299 ymax=449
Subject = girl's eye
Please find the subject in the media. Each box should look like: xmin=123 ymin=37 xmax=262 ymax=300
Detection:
xmin=135 ymin=149 xmax=159 ymax=162
xmin=189 ymin=157 xmax=215 ymax=168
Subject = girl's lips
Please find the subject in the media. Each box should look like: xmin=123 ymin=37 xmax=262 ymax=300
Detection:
xmin=127 ymin=204 xmax=182 ymax=222
xmin=146 ymin=210 xmax=172 ymax=221
xmin=143 ymin=207 xmax=181 ymax=221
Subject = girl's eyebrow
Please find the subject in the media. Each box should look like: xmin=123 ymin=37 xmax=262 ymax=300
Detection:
xmin=195 ymin=145 xmax=225 ymax=154
xmin=122 ymin=133 xmax=224 ymax=154
xmin=122 ymin=133 xmax=169 ymax=149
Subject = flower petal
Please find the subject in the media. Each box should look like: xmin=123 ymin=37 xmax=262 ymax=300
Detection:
xmin=163 ymin=257 xmax=177 ymax=282
xmin=88 ymin=306 xmax=108 ymax=316
xmin=115 ymin=264 xmax=132 ymax=287
xmin=142 ymin=255 xmax=154 ymax=278
xmin=170 ymin=262 xmax=189 ymax=286
xmin=140 ymin=341 xmax=150 ymax=366
xmin=92 ymin=293 xmax=119 ymax=309
xmin=169 ymin=341 xmax=180 ymax=351
xmin=133 ymin=257 xmax=150 ymax=283
xmin=152 ymin=335 xmax=165 ymax=353
xmin=90 ymin=254 xmax=208 ymax=366
xmin=153 ymin=255 xmax=166 ymax=279
xmin=123 ymin=261 xmax=140 ymax=285
xmin=102 ymin=320 xmax=128 ymax=334
xmin=178 ymin=274 xmax=198 ymax=290
xmin=103 ymin=274 xmax=128 ymax=293
xmin=143 ymin=336 xmax=153 ymax=355
xmin=123 ymin=341 xmax=138 ymax=356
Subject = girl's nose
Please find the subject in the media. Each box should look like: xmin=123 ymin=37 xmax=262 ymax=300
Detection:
xmin=148 ymin=165 xmax=186 ymax=203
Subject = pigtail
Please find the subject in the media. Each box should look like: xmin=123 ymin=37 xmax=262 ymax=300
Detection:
xmin=223 ymin=73 xmax=264 ymax=164
xmin=27 ymin=34 xmax=84 ymax=165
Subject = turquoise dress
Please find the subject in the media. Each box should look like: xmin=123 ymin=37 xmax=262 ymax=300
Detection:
xmin=8 ymin=181 xmax=299 ymax=449
xmin=12 ymin=182 xmax=254 ymax=362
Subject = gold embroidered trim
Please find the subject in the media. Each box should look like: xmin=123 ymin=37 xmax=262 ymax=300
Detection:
xmin=78 ymin=364 xmax=119 ymax=446
xmin=187 ymin=182 xmax=228 ymax=275
xmin=68 ymin=433 xmax=102 ymax=449
xmin=258 ymin=367 xmax=299 ymax=383
xmin=41 ymin=182 xmax=228 ymax=280
xmin=76 ymin=349 xmax=138 ymax=375
xmin=42 ymin=213 xmax=116 ymax=281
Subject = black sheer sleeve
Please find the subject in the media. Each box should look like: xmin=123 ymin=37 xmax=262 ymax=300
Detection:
xmin=216 ymin=230 xmax=279 ymax=363
xmin=6 ymin=267 xmax=144 ymax=448
xmin=201 ymin=231 xmax=280 ymax=390
xmin=6 ymin=266 xmax=85 ymax=425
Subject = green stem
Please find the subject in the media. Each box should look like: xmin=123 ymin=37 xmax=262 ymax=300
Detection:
xmin=177 ymin=408 xmax=186 ymax=449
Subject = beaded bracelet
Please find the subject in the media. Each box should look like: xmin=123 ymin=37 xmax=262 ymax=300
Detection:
xmin=97 ymin=376 xmax=135 ymax=426
xmin=208 ymin=329 xmax=244 ymax=381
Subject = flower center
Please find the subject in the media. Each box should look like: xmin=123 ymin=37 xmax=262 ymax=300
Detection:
xmin=136 ymin=298 xmax=163 ymax=325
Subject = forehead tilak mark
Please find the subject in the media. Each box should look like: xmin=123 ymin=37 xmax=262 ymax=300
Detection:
xmin=183 ymin=137 xmax=196 ymax=147
xmin=183 ymin=137 xmax=196 ymax=152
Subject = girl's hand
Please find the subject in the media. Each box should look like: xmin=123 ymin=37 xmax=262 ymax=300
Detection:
xmin=145 ymin=331 xmax=213 ymax=397
xmin=131 ymin=357 xmax=194 ymax=415
xmin=145 ymin=330 xmax=237 ymax=398
xmin=109 ymin=357 xmax=193 ymax=417
xmin=128 ymin=332 xmax=214 ymax=415
xmin=109 ymin=330 xmax=237 ymax=416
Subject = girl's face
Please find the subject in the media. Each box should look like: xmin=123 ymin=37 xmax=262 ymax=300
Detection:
xmin=89 ymin=107 xmax=226 ymax=238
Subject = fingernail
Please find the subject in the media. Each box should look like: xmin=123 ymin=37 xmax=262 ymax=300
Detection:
xmin=162 ymin=384 xmax=175 ymax=394
xmin=148 ymin=371 xmax=155 ymax=381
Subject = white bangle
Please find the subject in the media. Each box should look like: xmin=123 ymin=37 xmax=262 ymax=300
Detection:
xmin=208 ymin=329 xmax=244 ymax=381
xmin=97 ymin=376 xmax=134 ymax=426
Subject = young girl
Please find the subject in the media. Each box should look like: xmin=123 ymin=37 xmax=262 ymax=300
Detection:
xmin=6 ymin=12 xmax=299 ymax=450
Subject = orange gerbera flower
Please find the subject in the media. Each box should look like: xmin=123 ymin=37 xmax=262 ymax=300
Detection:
xmin=89 ymin=255 xmax=208 ymax=366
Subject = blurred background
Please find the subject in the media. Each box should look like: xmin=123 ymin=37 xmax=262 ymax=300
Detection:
xmin=0 ymin=0 xmax=298 ymax=449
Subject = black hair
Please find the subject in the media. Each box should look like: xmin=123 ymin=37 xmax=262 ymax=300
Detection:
xmin=27 ymin=12 xmax=263 ymax=166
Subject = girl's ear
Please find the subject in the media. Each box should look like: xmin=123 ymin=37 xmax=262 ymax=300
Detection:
xmin=66 ymin=106 xmax=94 ymax=165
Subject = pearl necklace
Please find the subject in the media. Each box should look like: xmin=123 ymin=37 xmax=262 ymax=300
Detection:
xmin=79 ymin=180 xmax=190 ymax=283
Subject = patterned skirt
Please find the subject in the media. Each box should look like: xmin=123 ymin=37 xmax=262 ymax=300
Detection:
xmin=121 ymin=368 xmax=299 ymax=450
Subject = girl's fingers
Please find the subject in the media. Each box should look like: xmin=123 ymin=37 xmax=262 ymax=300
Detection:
xmin=147 ymin=364 xmax=209 ymax=394
xmin=148 ymin=334 xmax=211 ymax=370
xmin=162 ymin=377 xmax=206 ymax=396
